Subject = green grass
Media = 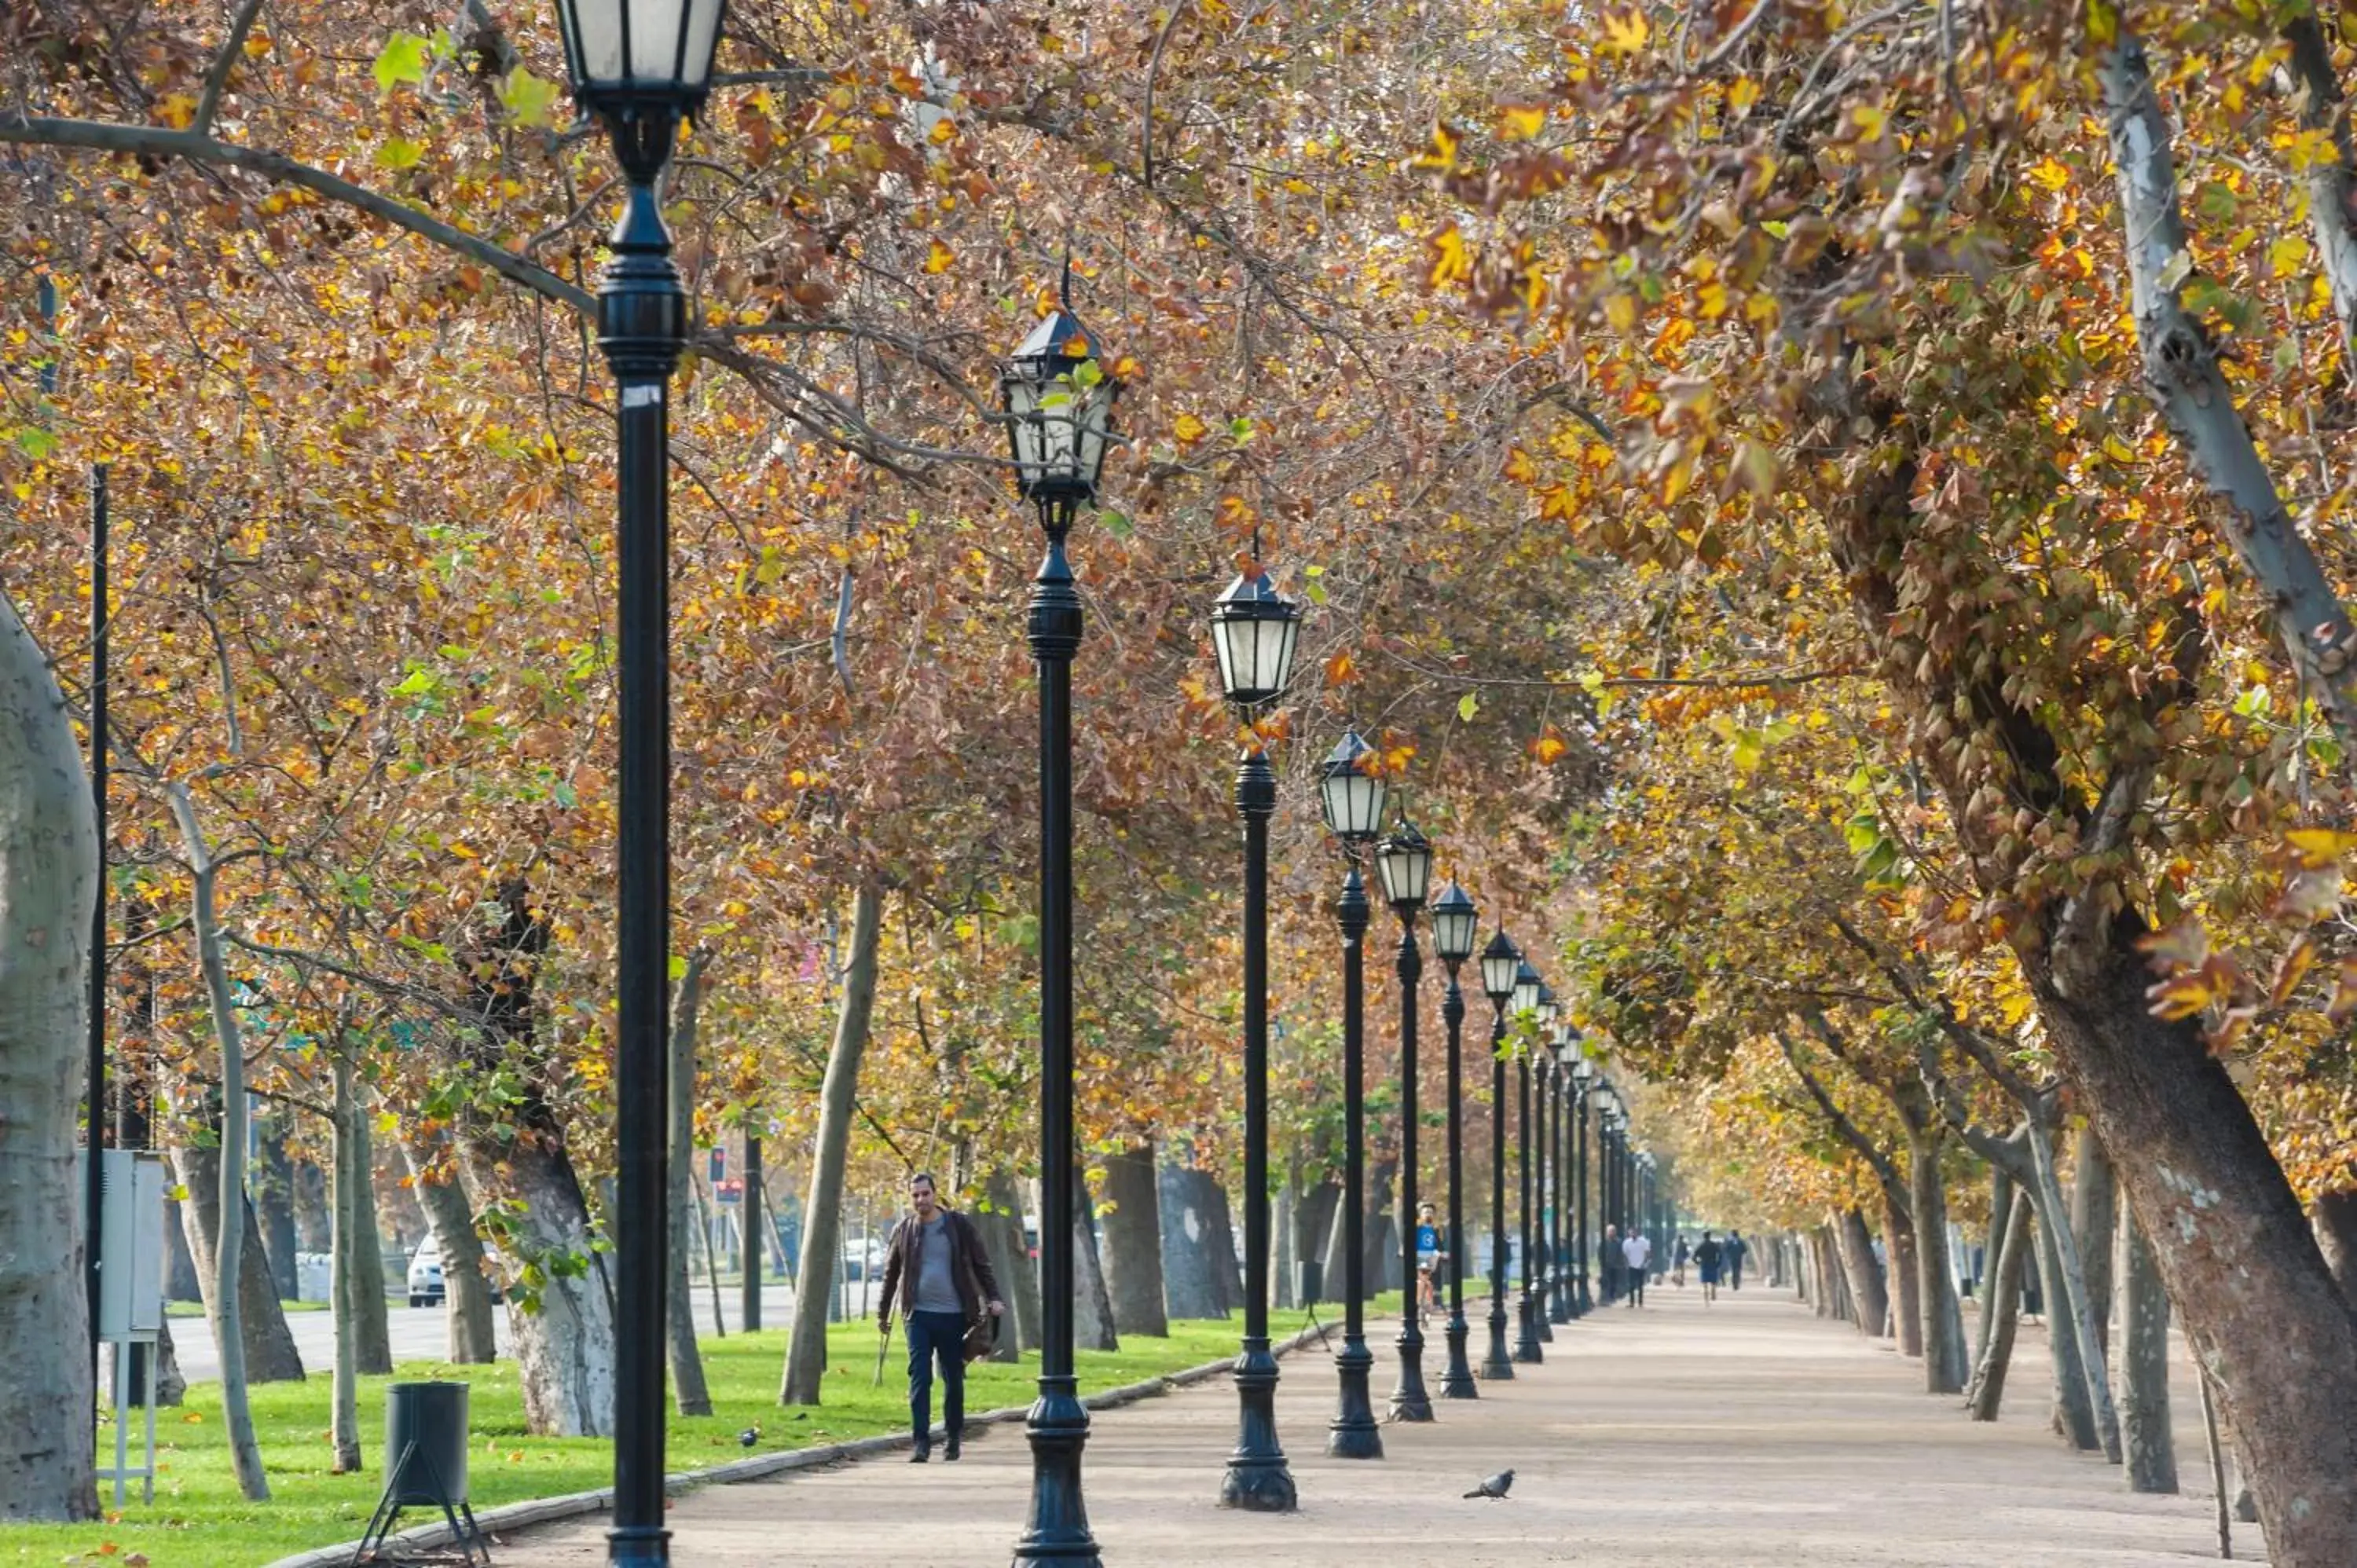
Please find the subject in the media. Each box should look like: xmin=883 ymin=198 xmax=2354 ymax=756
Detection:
xmin=7 ymin=1297 xmax=1409 ymax=1567
xmin=163 ymin=1302 xmax=328 ymax=1320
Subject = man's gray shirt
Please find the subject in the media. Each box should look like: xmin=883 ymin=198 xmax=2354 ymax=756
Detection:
xmin=914 ymin=1214 xmax=962 ymax=1313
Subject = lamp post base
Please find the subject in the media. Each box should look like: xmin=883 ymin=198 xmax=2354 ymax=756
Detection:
xmin=1549 ymin=1270 xmax=1571 ymax=1324
xmin=1219 ymin=1339 xmax=1296 ymax=1512
xmin=607 ymin=1526 xmax=669 ymax=1565
xmin=1574 ymin=1273 xmax=1593 ymax=1317
xmin=1013 ymin=1379 xmax=1102 ymax=1568
xmin=1439 ymin=1311 xmax=1479 ymax=1398
xmin=1326 ymin=1338 xmax=1384 ymax=1459
xmin=1479 ymin=1303 xmax=1516 ymax=1379
xmin=1512 ymin=1293 xmax=1545 ymax=1363
xmin=1387 ymin=1318 xmax=1434 ymax=1422
xmin=1535 ymin=1284 xmax=1556 ymax=1342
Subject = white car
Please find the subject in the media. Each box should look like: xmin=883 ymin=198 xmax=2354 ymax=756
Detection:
xmin=406 ymin=1236 xmax=506 ymax=1308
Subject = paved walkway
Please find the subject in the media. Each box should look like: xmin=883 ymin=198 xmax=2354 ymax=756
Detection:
xmin=499 ymin=1287 xmax=2253 ymax=1566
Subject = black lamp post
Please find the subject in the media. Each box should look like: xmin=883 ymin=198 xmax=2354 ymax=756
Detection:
xmin=1571 ymin=1057 xmax=1594 ymax=1315
xmin=1427 ymin=881 xmax=1479 ymax=1400
xmin=548 ymin=4 xmax=724 ymax=1559
xmin=1001 ymin=276 xmax=1119 ymax=1567
xmin=1476 ymin=930 xmax=1519 ymax=1379
xmin=1508 ymin=959 xmax=1544 ymax=1365
xmin=1209 ymin=569 xmax=1302 ymax=1512
xmin=1376 ymin=819 xmax=1434 ymax=1423
xmin=1532 ymin=987 xmax=1560 ymax=1342
xmin=1547 ymin=1027 xmax=1573 ymax=1326
xmin=1318 ymin=729 xmax=1386 ymax=1460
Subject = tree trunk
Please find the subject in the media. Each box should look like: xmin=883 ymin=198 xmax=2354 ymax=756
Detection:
xmin=346 ymin=1094 xmax=391 ymax=1376
xmin=2312 ymin=1189 xmax=2357 ymax=1307
xmin=398 ymin=1134 xmax=495 ymax=1363
xmin=1974 ymin=1166 xmax=2015 ymax=1368
xmin=1204 ymin=1172 xmax=1245 ymax=1313
xmin=667 ymin=952 xmax=713 ymax=1417
xmin=172 ymin=1141 xmax=306 ymax=1383
xmin=1273 ymin=1180 xmax=1298 ymax=1310
xmin=0 ymin=584 xmax=100 ymax=1522
xmin=695 ymin=1170 xmax=728 ymax=1339
xmin=2069 ymin=1124 xmax=2116 ymax=1362
xmin=168 ymin=785 xmax=271 ymax=1501
xmin=151 ymin=1318 xmax=185 ymax=1408
xmin=2283 ymin=9 xmax=2357 ymax=362
xmin=981 ymin=1169 xmax=1036 ymax=1361
xmin=1292 ymin=1179 xmax=1340 ymax=1303
xmin=1967 ymin=1187 xmax=2033 ymax=1422
xmin=1833 ymin=1207 xmax=1886 ymax=1337
xmin=755 ymin=1171 xmax=791 ymax=1283
xmin=1361 ymin=1154 xmax=1398 ymax=1298
xmin=2033 ymin=1192 xmax=2101 ymax=1452
xmin=1908 ymin=1127 xmax=1968 ymax=1394
xmin=2113 ymin=1207 xmax=2177 ymax=1494
xmin=1098 ymin=1142 xmax=1168 ymax=1336
xmin=1156 ymin=1156 xmax=1220 ymax=1321
xmin=782 ymin=881 xmax=882 ymax=1405
xmin=1073 ymin=1177 xmax=1118 ymax=1353
xmin=1879 ymin=1193 xmax=1919 ymax=1350
xmin=254 ymin=1116 xmax=300 ymax=1301
xmin=2025 ymin=1115 xmax=2120 ymax=1460
xmin=328 ymin=1054 xmax=362 ymax=1473
xmin=462 ymin=1130 xmax=614 ymax=1436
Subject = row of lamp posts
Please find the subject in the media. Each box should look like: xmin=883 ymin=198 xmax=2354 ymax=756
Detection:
xmin=544 ymin=3 xmax=1656 ymax=1559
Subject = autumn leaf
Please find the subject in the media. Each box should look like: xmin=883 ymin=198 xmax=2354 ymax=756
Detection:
xmin=372 ymin=31 xmax=432 ymax=94
xmin=497 ymin=68 xmax=562 ymax=129
xmin=1412 ymin=122 xmax=1461 ymax=174
xmin=1427 ymin=224 xmax=1472 ymax=288
xmin=1173 ymin=412 xmax=1208 ymax=445
xmin=1496 ymin=104 xmax=1548 ymax=142
xmin=923 ymin=241 xmax=955 ymax=275
xmin=1531 ymin=725 xmax=1568 ymax=764
xmin=2283 ymin=827 xmax=2357 ymax=867
xmin=1597 ymin=9 xmax=1649 ymax=56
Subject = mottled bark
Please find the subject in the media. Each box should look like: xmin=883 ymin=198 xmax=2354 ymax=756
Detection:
xmin=2313 ymin=1189 xmax=2357 ymax=1307
xmin=464 ymin=1132 xmax=614 ymax=1436
xmin=980 ymin=1170 xmax=1036 ymax=1361
xmin=2026 ymin=1117 xmax=2118 ymax=1460
xmin=172 ymin=1141 xmax=305 ymax=1383
xmin=782 ymin=881 xmax=882 ymax=1405
xmin=1157 ymin=1158 xmax=1221 ymax=1321
xmin=2034 ymin=1198 xmax=2101 ymax=1453
xmin=399 ymin=1134 xmax=495 ymax=1363
xmin=666 ymin=952 xmax=712 ymax=1417
xmin=1098 ymin=1142 xmax=1168 ymax=1335
xmin=1073 ymin=1178 xmax=1118 ymax=1352
xmin=345 ymin=1098 xmax=390 ymax=1376
xmin=2069 ymin=1126 xmax=2116 ymax=1361
xmin=1833 ymin=1207 xmax=1886 ymax=1337
xmin=1292 ymin=1179 xmax=1340 ymax=1302
xmin=0 ymin=586 xmax=99 ymax=1521
xmin=2113 ymin=1208 xmax=2176 ymax=1494
xmin=1967 ymin=1187 xmax=2033 ymax=1421
xmin=1204 ymin=1173 xmax=1244 ymax=1313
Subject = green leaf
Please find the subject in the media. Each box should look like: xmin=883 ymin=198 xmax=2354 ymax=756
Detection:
xmin=12 ymin=425 xmax=58 ymax=460
xmin=1228 ymin=416 xmax=1255 ymax=443
xmin=668 ymin=954 xmax=689 ymax=981
xmin=1098 ymin=509 xmax=1133 ymax=540
xmin=372 ymin=31 xmax=432 ymax=93
xmin=375 ymin=136 xmax=425 ymax=170
xmin=391 ymin=668 xmax=438 ymax=696
xmin=1457 ymin=691 xmax=1479 ymax=722
xmin=498 ymin=66 xmax=563 ymax=129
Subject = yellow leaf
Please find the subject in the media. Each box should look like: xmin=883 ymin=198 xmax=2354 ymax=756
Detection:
xmin=2285 ymin=827 xmax=2357 ymax=867
xmin=1427 ymin=223 xmax=1472 ymax=288
xmin=2269 ymin=934 xmax=2317 ymax=1007
xmin=1847 ymin=103 xmax=1888 ymax=141
xmin=1496 ymin=104 xmax=1547 ymax=142
xmin=1504 ymin=446 xmax=1538 ymax=484
xmin=1599 ymin=9 xmax=1650 ymax=56
xmin=1173 ymin=412 xmax=1208 ymax=445
xmin=924 ymin=240 xmax=955 ymax=274
xmin=1727 ymin=77 xmax=1761 ymax=115
xmin=1412 ymin=123 xmax=1460 ymax=174
xmin=2269 ymin=234 xmax=2311 ymax=279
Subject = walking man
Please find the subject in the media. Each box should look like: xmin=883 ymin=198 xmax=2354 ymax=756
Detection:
xmin=877 ymin=1172 xmax=1003 ymax=1462
xmin=1619 ymin=1227 xmax=1651 ymax=1307
xmin=1695 ymin=1230 xmax=1725 ymax=1305
xmin=1727 ymin=1228 xmax=1749 ymax=1291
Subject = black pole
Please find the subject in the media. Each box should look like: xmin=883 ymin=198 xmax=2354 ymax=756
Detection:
xmin=1327 ymin=864 xmax=1381 ymax=1458
xmin=1572 ymin=1083 xmax=1591 ymax=1316
xmin=1014 ymin=507 xmax=1099 ymax=1566
xmin=742 ymin=1130 xmax=762 ymax=1332
xmin=601 ymin=158 xmax=685 ymax=1568
xmin=1387 ymin=911 xmax=1431 ymax=1421
xmin=1479 ymin=1006 xmax=1513 ymax=1379
xmin=1549 ymin=1068 xmax=1570 ymax=1324
xmin=1221 ymin=748 xmax=1294 ymax=1509
xmin=1438 ymin=969 xmax=1476 ymax=1399
xmin=86 ymin=462 xmax=108 ymax=1394
xmin=1532 ymin=1064 xmax=1555 ymax=1340
xmin=1512 ymin=1053 xmax=1541 ymax=1362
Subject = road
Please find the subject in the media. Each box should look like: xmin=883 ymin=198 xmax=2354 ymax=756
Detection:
xmin=164 ymin=1283 xmax=803 ymax=1384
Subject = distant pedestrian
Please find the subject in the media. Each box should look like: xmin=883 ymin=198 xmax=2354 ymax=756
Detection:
xmin=877 ymin=1172 xmax=1003 ymax=1463
xmin=1619 ymin=1229 xmax=1651 ymax=1307
xmin=1598 ymin=1223 xmax=1622 ymax=1305
xmin=1727 ymin=1229 xmax=1749 ymax=1291
xmin=1695 ymin=1230 xmax=1725 ymax=1304
xmin=1414 ymin=1202 xmax=1444 ymax=1321
xmin=1672 ymin=1234 xmax=1691 ymax=1288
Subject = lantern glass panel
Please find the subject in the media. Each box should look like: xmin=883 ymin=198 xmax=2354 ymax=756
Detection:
xmin=1511 ymin=962 xmax=1542 ymax=1019
xmin=1480 ymin=932 xmax=1520 ymax=1001
xmin=1318 ymin=731 xmax=1386 ymax=840
xmin=1375 ymin=827 xmax=1432 ymax=908
xmin=1428 ymin=882 xmax=1477 ymax=962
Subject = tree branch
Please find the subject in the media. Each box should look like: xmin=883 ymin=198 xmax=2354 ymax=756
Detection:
xmin=193 ymin=0 xmax=270 ymax=138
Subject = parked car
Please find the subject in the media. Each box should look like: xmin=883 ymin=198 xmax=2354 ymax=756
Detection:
xmin=406 ymin=1236 xmax=506 ymax=1308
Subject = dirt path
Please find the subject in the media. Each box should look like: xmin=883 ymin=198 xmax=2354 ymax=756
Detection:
xmin=497 ymin=1285 xmax=2255 ymax=1566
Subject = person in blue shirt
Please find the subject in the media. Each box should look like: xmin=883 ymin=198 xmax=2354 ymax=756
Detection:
xmin=1413 ymin=1202 xmax=1444 ymax=1320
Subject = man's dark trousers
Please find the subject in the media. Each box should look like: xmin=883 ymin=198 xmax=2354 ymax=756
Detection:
xmin=906 ymin=1309 xmax=966 ymax=1449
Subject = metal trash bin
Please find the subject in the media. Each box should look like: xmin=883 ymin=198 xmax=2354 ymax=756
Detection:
xmin=385 ymin=1380 xmax=470 ymax=1507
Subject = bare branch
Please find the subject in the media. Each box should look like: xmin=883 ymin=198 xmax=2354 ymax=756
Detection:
xmin=193 ymin=0 xmax=270 ymax=138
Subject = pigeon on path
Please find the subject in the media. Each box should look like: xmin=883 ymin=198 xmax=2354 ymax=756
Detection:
xmin=1464 ymin=1468 xmax=1514 ymax=1500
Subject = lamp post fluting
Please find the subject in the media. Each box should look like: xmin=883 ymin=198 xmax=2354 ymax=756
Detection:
xmin=1509 ymin=961 xmax=1545 ymax=1364
xmin=1427 ymin=883 xmax=1479 ymax=1400
xmin=1210 ymin=570 xmax=1302 ymax=1512
xmin=1571 ymin=1058 xmax=1593 ymax=1315
xmin=999 ymin=277 xmax=1119 ymax=1568
xmin=1319 ymin=731 xmax=1386 ymax=1459
xmin=1476 ymin=931 xmax=1519 ymax=1379
xmin=1532 ymin=989 xmax=1560 ymax=1341
xmin=1547 ymin=1040 xmax=1570 ymax=1324
xmin=546 ymin=5 xmax=724 ymax=1558
xmin=1376 ymin=821 xmax=1434 ymax=1423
